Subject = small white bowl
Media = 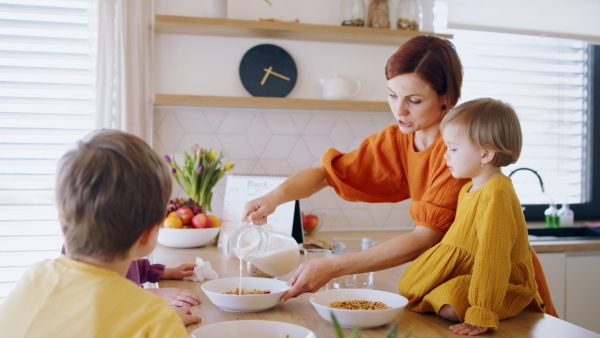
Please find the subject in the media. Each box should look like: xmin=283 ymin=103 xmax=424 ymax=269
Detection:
xmin=309 ymin=289 xmax=408 ymax=328
xmin=157 ymin=227 xmax=220 ymax=248
xmin=189 ymin=320 xmax=316 ymax=338
xmin=201 ymin=277 xmax=290 ymax=312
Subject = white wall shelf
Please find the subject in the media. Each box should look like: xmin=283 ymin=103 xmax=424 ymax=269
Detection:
xmin=154 ymin=94 xmax=390 ymax=112
xmin=154 ymin=15 xmax=452 ymax=46
xmin=154 ymin=15 xmax=450 ymax=111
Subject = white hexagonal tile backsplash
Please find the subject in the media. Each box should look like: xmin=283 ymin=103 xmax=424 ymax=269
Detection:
xmin=153 ymin=107 xmax=413 ymax=231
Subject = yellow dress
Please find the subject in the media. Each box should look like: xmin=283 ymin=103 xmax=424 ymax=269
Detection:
xmin=398 ymin=175 xmax=544 ymax=329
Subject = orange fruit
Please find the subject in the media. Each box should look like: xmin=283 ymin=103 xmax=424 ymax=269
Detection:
xmin=167 ymin=211 xmax=177 ymax=217
xmin=163 ymin=215 xmax=183 ymax=228
xmin=208 ymin=215 xmax=221 ymax=228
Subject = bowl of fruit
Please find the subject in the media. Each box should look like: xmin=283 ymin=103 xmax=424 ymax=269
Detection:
xmin=158 ymin=198 xmax=221 ymax=248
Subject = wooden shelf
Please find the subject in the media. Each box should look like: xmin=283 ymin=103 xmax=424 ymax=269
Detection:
xmin=154 ymin=15 xmax=452 ymax=46
xmin=154 ymin=94 xmax=390 ymax=112
xmin=153 ymin=15 xmax=444 ymax=112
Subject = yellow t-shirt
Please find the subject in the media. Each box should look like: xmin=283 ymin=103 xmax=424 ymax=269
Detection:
xmin=0 ymin=256 xmax=187 ymax=338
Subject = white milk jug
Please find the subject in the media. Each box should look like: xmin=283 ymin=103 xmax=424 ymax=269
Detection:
xmin=230 ymin=223 xmax=299 ymax=277
xmin=318 ymin=73 xmax=362 ymax=100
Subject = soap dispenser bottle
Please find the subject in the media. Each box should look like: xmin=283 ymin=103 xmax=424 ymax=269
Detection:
xmin=544 ymin=201 xmax=559 ymax=228
xmin=557 ymin=200 xmax=574 ymax=227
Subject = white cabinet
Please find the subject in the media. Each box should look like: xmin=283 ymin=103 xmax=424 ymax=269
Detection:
xmin=537 ymin=252 xmax=566 ymax=319
xmin=538 ymin=250 xmax=600 ymax=334
xmin=565 ymin=251 xmax=600 ymax=334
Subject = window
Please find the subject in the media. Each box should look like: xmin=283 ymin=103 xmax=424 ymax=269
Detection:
xmin=0 ymin=0 xmax=94 ymax=301
xmin=434 ymin=0 xmax=599 ymax=221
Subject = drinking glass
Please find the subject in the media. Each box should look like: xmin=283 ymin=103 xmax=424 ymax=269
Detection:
xmin=303 ymin=248 xmax=332 ymax=290
xmin=329 ymin=237 xmax=377 ymax=289
xmin=304 ymin=248 xmax=332 ymax=262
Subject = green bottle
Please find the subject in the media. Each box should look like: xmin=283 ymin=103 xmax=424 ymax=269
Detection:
xmin=544 ymin=202 xmax=560 ymax=228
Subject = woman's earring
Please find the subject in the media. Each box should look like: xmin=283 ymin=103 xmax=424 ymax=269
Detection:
xmin=481 ymin=162 xmax=484 ymax=168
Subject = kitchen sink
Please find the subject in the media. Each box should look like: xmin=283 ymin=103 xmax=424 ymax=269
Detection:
xmin=527 ymin=227 xmax=600 ymax=241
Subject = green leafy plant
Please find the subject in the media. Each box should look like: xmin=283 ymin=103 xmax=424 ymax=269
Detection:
xmin=164 ymin=145 xmax=234 ymax=213
xmin=330 ymin=313 xmax=413 ymax=338
xmin=264 ymin=0 xmax=272 ymax=5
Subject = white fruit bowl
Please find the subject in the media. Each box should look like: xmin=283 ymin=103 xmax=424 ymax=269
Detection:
xmin=157 ymin=227 xmax=220 ymax=248
xmin=201 ymin=277 xmax=290 ymax=312
xmin=309 ymin=289 xmax=408 ymax=328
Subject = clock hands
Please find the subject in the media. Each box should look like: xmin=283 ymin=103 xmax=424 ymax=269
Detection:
xmin=260 ymin=66 xmax=272 ymax=85
xmin=260 ymin=66 xmax=290 ymax=85
xmin=266 ymin=68 xmax=290 ymax=81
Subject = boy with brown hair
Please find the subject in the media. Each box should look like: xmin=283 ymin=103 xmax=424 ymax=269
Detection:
xmin=0 ymin=129 xmax=199 ymax=337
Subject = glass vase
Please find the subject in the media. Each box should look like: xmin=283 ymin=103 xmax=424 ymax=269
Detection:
xmin=194 ymin=190 xmax=214 ymax=214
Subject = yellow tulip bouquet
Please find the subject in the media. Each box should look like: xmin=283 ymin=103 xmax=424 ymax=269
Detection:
xmin=164 ymin=145 xmax=234 ymax=213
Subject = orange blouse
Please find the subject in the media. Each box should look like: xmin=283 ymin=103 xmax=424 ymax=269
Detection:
xmin=321 ymin=124 xmax=469 ymax=235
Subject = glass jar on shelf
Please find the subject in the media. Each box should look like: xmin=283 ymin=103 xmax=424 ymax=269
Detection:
xmin=367 ymin=0 xmax=390 ymax=28
xmin=397 ymin=0 xmax=422 ymax=31
xmin=341 ymin=0 xmax=366 ymax=27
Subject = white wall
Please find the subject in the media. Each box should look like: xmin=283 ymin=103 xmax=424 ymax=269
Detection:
xmin=153 ymin=0 xmax=428 ymax=231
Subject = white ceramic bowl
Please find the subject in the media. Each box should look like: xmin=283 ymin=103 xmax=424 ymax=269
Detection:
xmin=309 ymin=289 xmax=408 ymax=328
xmin=201 ymin=277 xmax=290 ymax=312
xmin=157 ymin=227 xmax=220 ymax=248
xmin=189 ymin=320 xmax=316 ymax=338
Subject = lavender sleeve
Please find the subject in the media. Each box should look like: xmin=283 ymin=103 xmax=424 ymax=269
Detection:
xmin=134 ymin=259 xmax=166 ymax=285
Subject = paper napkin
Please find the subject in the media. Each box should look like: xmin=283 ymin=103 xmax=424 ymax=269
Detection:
xmin=183 ymin=257 xmax=219 ymax=282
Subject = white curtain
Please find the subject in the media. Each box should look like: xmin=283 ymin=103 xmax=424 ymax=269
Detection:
xmin=91 ymin=0 xmax=154 ymax=143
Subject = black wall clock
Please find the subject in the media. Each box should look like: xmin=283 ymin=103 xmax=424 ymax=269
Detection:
xmin=239 ymin=44 xmax=297 ymax=97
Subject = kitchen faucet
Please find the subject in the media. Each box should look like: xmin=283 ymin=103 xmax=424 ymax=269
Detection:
xmin=508 ymin=168 xmax=545 ymax=212
xmin=508 ymin=167 xmax=545 ymax=194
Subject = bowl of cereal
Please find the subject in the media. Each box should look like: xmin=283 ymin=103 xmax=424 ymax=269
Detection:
xmin=309 ymin=289 xmax=408 ymax=328
xmin=201 ymin=277 xmax=290 ymax=312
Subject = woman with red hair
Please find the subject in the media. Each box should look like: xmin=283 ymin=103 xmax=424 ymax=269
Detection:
xmin=242 ymin=35 xmax=557 ymax=319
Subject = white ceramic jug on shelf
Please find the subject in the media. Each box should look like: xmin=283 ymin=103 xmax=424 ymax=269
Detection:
xmin=318 ymin=73 xmax=362 ymax=100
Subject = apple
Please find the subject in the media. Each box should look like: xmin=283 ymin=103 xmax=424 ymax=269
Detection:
xmin=191 ymin=212 xmax=211 ymax=229
xmin=175 ymin=206 xmax=194 ymax=225
xmin=302 ymin=213 xmax=320 ymax=233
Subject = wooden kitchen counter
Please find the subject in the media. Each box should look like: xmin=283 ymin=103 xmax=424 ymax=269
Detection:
xmin=154 ymin=235 xmax=599 ymax=337
xmin=306 ymin=230 xmax=600 ymax=253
